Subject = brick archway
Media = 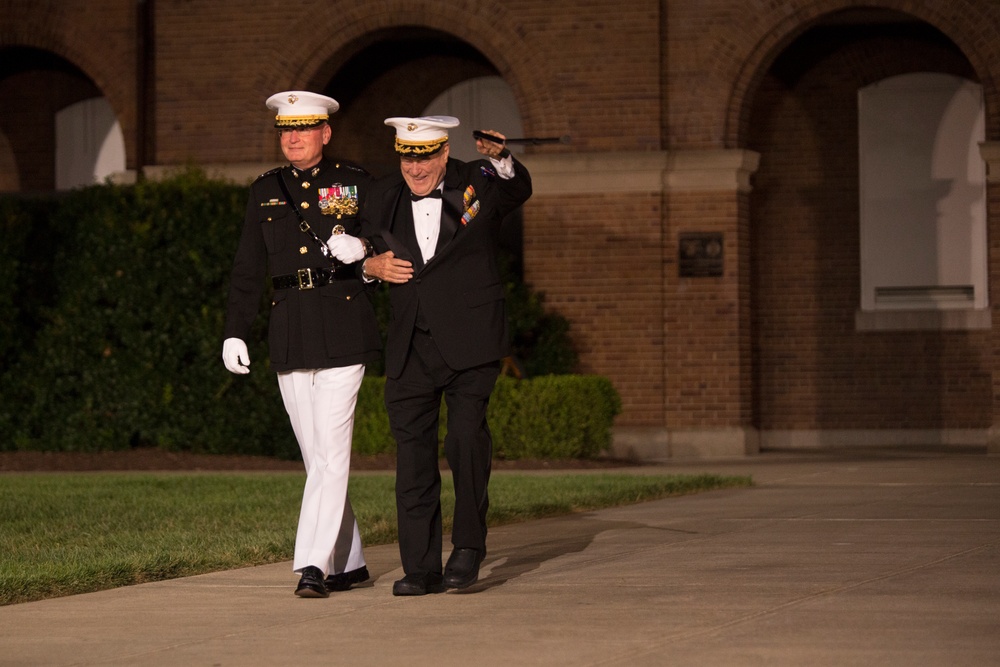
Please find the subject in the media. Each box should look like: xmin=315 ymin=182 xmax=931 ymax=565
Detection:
xmin=733 ymin=1 xmax=1000 ymax=449
xmin=0 ymin=10 xmax=136 ymax=171
xmin=723 ymin=0 xmax=1000 ymax=149
xmin=253 ymin=2 xmax=569 ymax=146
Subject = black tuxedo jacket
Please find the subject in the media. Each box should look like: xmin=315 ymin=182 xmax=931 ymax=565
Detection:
xmin=224 ymin=158 xmax=382 ymax=372
xmin=360 ymin=157 xmax=532 ymax=378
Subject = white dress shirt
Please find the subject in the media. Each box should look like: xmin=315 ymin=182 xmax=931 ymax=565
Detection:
xmin=412 ymin=187 xmax=443 ymax=263
xmin=411 ymin=155 xmax=514 ymax=263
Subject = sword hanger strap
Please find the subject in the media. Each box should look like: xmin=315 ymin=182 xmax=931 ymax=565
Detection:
xmin=275 ymin=169 xmax=340 ymax=267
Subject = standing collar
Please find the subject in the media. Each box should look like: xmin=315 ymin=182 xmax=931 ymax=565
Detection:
xmin=289 ymin=157 xmax=328 ymax=180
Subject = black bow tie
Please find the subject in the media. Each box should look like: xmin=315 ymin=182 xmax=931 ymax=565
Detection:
xmin=410 ymin=190 xmax=442 ymax=202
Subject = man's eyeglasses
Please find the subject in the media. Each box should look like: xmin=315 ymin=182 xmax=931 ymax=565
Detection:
xmin=277 ymin=126 xmax=322 ymax=137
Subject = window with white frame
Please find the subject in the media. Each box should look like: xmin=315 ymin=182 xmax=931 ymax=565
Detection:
xmin=858 ymin=73 xmax=987 ymax=318
xmin=55 ymin=97 xmax=126 ymax=190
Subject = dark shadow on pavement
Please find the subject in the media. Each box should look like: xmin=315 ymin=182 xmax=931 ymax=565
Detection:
xmin=450 ymin=513 xmax=674 ymax=594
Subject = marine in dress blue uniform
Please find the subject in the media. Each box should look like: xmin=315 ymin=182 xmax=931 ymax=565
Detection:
xmin=222 ymin=91 xmax=380 ymax=598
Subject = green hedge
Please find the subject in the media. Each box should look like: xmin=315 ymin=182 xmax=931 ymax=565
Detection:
xmin=0 ymin=172 xmax=296 ymax=456
xmin=354 ymin=374 xmax=621 ymax=459
xmin=488 ymin=374 xmax=621 ymax=459
xmin=0 ymin=170 xmax=616 ymax=459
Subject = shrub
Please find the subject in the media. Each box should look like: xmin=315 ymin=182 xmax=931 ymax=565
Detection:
xmin=488 ymin=375 xmax=622 ymax=459
xmin=352 ymin=374 xmax=621 ymax=460
xmin=351 ymin=376 xmax=394 ymax=455
xmin=0 ymin=195 xmax=61 ymax=369
xmin=0 ymin=171 xmax=296 ymax=456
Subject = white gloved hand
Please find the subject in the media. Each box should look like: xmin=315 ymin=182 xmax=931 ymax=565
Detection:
xmin=326 ymin=233 xmax=366 ymax=263
xmin=222 ymin=337 xmax=251 ymax=375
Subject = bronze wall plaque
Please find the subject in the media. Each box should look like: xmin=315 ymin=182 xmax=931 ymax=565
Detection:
xmin=678 ymin=233 xmax=724 ymax=277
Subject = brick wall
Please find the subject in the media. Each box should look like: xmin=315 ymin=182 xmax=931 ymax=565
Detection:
xmin=149 ymin=0 xmax=662 ymax=165
xmin=524 ymin=192 xmax=665 ymax=425
xmin=663 ymin=190 xmax=752 ymax=428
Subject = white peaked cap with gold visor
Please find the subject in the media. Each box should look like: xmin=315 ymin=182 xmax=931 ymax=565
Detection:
xmin=266 ymin=91 xmax=339 ymax=129
xmin=384 ymin=116 xmax=460 ymax=156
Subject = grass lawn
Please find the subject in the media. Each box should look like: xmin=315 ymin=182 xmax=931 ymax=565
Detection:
xmin=0 ymin=470 xmax=751 ymax=605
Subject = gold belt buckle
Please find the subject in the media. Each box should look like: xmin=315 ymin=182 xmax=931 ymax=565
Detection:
xmin=296 ymin=268 xmax=315 ymax=290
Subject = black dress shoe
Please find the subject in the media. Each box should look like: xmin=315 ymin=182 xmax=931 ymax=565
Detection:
xmin=294 ymin=566 xmax=329 ymax=598
xmin=443 ymin=548 xmax=484 ymax=589
xmin=324 ymin=565 xmax=370 ymax=592
xmin=392 ymin=572 xmax=445 ymax=596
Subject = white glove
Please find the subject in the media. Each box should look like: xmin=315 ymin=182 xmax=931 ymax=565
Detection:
xmin=326 ymin=233 xmax=366 ymax=263
xmin=222 ymin=337 xmax=250 ymax=375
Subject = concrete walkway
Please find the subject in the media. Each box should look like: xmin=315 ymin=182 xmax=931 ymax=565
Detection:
xmin=2 ymin=447 xmax=998 ymax=666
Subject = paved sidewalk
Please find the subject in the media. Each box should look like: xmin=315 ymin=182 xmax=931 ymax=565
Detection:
xmin=2 ymin=447 xmax=998 ymax=666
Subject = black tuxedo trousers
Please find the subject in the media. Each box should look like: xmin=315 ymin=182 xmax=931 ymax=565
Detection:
xmin=388 ymin=329 xmax=500 ymax=575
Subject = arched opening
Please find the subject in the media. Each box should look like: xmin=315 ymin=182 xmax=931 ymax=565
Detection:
xmin=316 ymin=27 xmax=499 ymax=176
xmin=311 ymin=28 xmax=525 ymax=269
xmin=745 ymin=9 xmax=991 ymax=444
xmin=0 ymin=46 xmax=110 ymax=192
xmin=55 ymin=97 xmax=126 ymax=190
xmin=422 ymin=76 xmax=524 ymax=163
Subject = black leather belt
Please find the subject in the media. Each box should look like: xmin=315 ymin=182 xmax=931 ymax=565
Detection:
xmin=272 ymin=265 xmax=356 ymax=290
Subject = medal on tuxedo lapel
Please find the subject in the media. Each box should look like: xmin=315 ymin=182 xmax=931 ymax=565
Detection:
xmin=461 ymin=184 xmax=479 ymax=225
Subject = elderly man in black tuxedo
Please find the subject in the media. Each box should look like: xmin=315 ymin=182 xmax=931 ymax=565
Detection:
xmin=222 ymin=91 xmax=380 ymax=598
xmin=356 ymin=116 xmax=532 ymax=595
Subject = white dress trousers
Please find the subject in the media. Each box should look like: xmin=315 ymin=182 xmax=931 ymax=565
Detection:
xmin=277 ymin=364 xmax=366 ymax=576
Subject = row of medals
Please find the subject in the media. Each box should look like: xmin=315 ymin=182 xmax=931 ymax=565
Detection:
xmin=298 ymin=175 xmax=359 ymax=219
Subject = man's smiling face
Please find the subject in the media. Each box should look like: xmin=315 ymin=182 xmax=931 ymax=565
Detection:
xmin=400 ymin=144 xmax=449 ymax=196
xmin=279 ymin=123 xmax=330 ymax=170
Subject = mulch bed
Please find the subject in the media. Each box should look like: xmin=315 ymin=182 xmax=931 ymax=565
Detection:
xmin=0 ymin=449 xmax=641 ymax=472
